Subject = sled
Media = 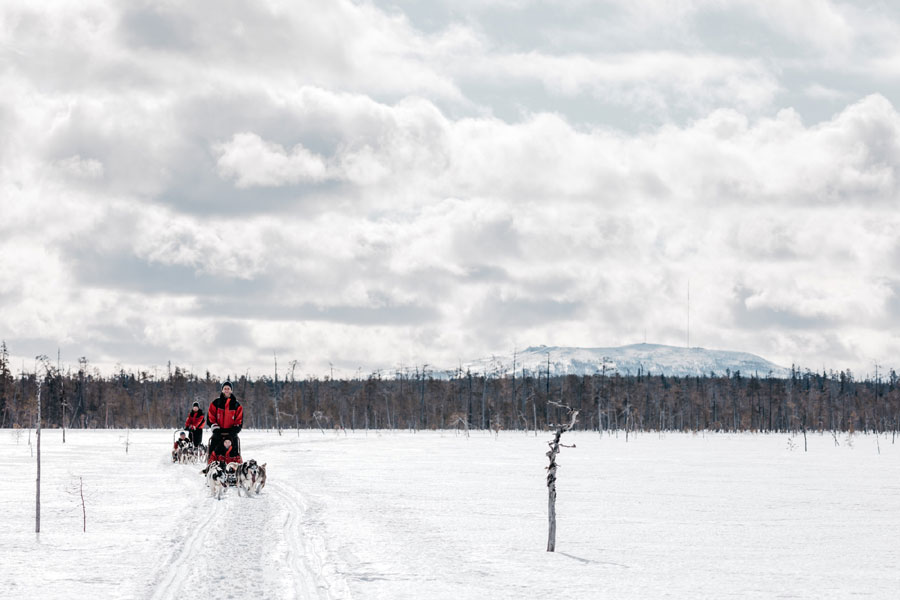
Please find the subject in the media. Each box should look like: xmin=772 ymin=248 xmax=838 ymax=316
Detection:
xmin=171 ymin=429 xmax=202 ymax=464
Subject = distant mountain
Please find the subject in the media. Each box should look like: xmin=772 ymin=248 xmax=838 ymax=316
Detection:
xmin=451 ymin=343 xmax=789 ymax=379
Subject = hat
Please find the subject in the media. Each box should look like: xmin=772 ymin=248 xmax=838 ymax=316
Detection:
xmin=192 ymin=401 xmax=200 ymax=408
xmin=222 ymin=381 xmax=233 ymax=390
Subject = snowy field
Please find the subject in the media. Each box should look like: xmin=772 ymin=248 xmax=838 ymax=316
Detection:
xmin=1 ymin=428 xmax=898 ymax=600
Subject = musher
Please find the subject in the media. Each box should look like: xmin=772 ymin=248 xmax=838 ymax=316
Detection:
xmin=207 ymin=381 xmax=243 ymax=464
xmin=184 ymin=401 xmax=205 ymax=448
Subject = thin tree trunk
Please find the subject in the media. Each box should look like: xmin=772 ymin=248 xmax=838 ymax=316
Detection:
xmin=546 ymin=407 xmax=578 ymax=552
xmin=36 ymin=373 xmax=42 ymax=534
xmin=273 ymin=353 xmax=282 ymax=435
xmin=79 ymin=476 xmax=86 ymax=532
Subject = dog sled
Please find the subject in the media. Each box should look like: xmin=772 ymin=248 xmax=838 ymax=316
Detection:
xmin=171 ymin=429 xmax=206 ymax=464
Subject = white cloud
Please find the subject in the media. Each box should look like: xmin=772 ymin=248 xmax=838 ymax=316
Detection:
xmin=469 ymin=51 xmax=781 ymax=114
xmin=215 ymin=133 xmax=330 ymax=188
xmin=803 ymin=83 xmax=850 ymax=101
xmin=3 ymin=0 xmax=900 ymax=376
xmin=56 ymin=154 xmax=105 ymax=179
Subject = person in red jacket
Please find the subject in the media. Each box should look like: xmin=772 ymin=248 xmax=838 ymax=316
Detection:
xmin=184 ymin=401 xmax=205 ymax=448
xmin=209 ymin=435 xmax=241 ymax=464
xmin=207 ymin=381 xmax=243 ymax=464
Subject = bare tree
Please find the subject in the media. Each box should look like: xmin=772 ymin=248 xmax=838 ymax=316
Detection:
xmin=289 ymin=360 xmax=300 ymax=436
xmin=79 ymin=477 xmax=86 ymax=532
xmin=546 ymin=402 xmax=578 ymax=552
xmin=57 ymin=349 xmax=67 ymax=444
xmin=35 ymin=355 xmax=51 ymax=534
xmin=447 ymin=411 xmax=470 ymax=438
xmin=273 ymin=353 xmax=282 ymax=436
xmin=67 ymin=476 xmax=87 ymax=532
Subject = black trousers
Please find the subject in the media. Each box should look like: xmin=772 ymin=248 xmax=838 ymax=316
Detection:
xmin=188 ymin=429 xmax=203 ymax=447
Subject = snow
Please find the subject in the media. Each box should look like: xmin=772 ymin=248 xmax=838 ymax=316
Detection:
xmin=457 ymin=343 xmax=791 ymax=378
xmin=2 ymin=428 xmax=898 ymax=599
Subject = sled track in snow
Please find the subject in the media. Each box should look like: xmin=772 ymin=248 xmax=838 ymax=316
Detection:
xmin=268 ymin=481 xmax=351 ymax=600
xmin=148 ymin=480 xmax=223 ymax=600
xmin=145 ymin=458 xmax=349 ymax=600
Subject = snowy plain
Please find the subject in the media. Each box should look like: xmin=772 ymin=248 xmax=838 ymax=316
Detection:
xmin=1 ymin=428 xmax=898 ymax=600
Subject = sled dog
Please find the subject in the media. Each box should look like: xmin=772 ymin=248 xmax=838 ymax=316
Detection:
xmin=194 ymin=444 xmax=208 ymax=462
xmin=255 ymin=462 xmax=267 ymax=494
xmin=224 ymin=462 xmax=240 ymax=487
xmin=202 ymin=461 xmax=227 ymax=500
xmin=177 ymin=443 xmax=195 ymax=464
xmin=236 ymin=459 xmax=265 ymax=497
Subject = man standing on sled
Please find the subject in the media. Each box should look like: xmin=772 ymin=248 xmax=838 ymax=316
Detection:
xmin=207 ymin=381 xmax=243 ymax=464
xmin=184 ymin=401 xmax=205 ymax=448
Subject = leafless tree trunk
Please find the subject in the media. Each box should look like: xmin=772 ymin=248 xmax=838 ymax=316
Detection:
xmin=289 ymin=360 xmax=299 ymax=437
xmin=35 ymin=358 xmax=45 ymax=534
xmin=447 ymin=412 xmax=470 ymax=438
xmin=480 ymin=375 xmax=488 ymax=430
xmin=58 ymin=349 xmax=66 ymax=444
xmin=313 ymin=410 xmax=326 ymax=435
xmin=273 ymin=353 xmax=282 ymax=436
xmin=79 ymin=476 xmax=86 ymax=532
xmin=546 ymin=404 xmax=578 ymax=552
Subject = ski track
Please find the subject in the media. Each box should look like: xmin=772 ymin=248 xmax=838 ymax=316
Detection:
xmin=146 ymin=450 xmax=349 ymax=600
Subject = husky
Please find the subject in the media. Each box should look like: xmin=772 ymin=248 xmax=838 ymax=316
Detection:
xmin=177 ymin=443 xmax=195 ymax=464
xmin=202 ymin=461 xmax=227 ymax=500
xmin=172 ymin=430 xmax=191 ymax=463
xmin=224 ymin=462 xmax=240 ymax=487
xmin=236 ymin=459 xmax=266 ymax=497
xmin=194 ymin=444 xmax=208 ymax=462
xmin=255 ymin=462 xmax=267 ymax=494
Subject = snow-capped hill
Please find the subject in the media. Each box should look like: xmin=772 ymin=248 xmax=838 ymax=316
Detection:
xmin=458 ymin=343 xmax=789 ymax=378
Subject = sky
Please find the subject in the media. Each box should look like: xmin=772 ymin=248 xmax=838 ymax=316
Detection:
xmin=2 ymin=0 xmax=900 ymax=379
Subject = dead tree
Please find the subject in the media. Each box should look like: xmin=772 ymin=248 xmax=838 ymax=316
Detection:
xmin=546 ymin=403 xmax=578 ymax=552
xmin=273 ymin=353 xmax=282 ymax=436
xmin=35 ymin=355 xmax=50 ymax=534
xmin=79 ymin=477 xmax=86 ymax=532
xmin=447 ymin=412 xmax=470 ymax=438
xmin=67 ymin=476 xmax=87 ymax=532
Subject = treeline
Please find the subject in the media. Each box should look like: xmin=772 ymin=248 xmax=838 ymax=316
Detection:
xmin=1 ymin=343 xmax=899 ymax=433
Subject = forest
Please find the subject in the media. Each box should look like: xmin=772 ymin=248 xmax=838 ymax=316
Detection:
xmin=1 ymin=342 xmax=898 ymax=435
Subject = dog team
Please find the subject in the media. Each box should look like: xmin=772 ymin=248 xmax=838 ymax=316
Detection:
xmin=173 ymin=381 xmax=267 ymax=499
xmin=202 ymin=458 xmax=267 ymax=500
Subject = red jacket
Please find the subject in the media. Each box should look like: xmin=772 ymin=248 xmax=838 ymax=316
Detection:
xmin=208 ymin=440 xmax=242 ymax=464
xmin=185 ymin=410 xmax=205 ymax=430
xmin=207 ymin=394 xmax=243 ymax=434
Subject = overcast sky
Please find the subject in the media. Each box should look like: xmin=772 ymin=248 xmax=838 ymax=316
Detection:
xmin=2 ymin=0 xmax=900 ymax=378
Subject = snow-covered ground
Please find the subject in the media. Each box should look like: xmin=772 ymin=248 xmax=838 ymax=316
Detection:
xmin=2 ymin=428 xmax=898 ymax=599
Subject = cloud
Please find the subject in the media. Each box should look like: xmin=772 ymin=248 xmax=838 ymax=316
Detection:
xmin=215 ymin=133 xmax=330 ymax=188
xmin=3 ymin=0 xmax=900 ymax=377
xmin=56 ymin=154 xmax=105 ymax=180
xmin=467 ymin=51 xmax=781 ymax=116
